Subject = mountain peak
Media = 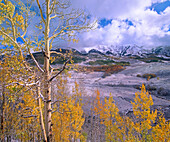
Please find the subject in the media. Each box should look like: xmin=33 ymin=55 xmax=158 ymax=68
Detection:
xmin=79 ymin=45 xmax=170 ymax=57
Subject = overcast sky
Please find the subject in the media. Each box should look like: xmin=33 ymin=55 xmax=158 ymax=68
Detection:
xmin=67 ymin=0 xmax=170 ymax=48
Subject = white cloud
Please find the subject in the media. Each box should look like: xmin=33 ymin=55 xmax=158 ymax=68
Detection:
xmin=69 ymin=0 xmax=170 ymax=48
xmin=72 ymin=0 xmax=155 ymax=19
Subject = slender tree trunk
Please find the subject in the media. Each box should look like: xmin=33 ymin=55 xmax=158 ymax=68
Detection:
xmin=44 ymin=0 xmax=52 ymax=141
xmin=7 ymin=135 xmax=11 ymax=142
xmin=32 ymin=129 xmax=35 ymax=142
xmin=1 ymin=82 xmax=5 ymax=142
xmin=37 ymin=82 xmax=47 ymax=142
xmin=90 ymin=104 xmax=94 ymax=141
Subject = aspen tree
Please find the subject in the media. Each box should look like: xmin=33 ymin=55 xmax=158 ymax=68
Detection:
xmin=131 ymin=84 xmax=169 ymax=142
xmin=152 ymin=114 xmax=170 ymax=142
xmin=0 ymin=0 xmax=95 ymax=141
xmin=100 ymin=94 xmax=124 ymax=142
xmin=131 ymin=84 xmax=157 ymax=141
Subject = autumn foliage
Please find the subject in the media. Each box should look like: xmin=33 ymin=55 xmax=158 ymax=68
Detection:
xmin=0 ymin=54 xmax=40 ymax=141
xmin=0 ymin=55 xmax=85 ymax=141
xmin=0 ymin=54 xmax=169 ymax=141
xmin=78 ymin=65 xmax=124 ymax=73
xmin=0 ymin=54 xmax=170 ymax=141
xmin=92 ymin=85 xmax=170 ymax=142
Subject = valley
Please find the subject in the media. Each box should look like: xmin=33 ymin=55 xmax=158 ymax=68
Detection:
xmin=29 ymin=46 xmax=170 ymax=120
xmin=68 ymin=56 xmax=170 ymax=120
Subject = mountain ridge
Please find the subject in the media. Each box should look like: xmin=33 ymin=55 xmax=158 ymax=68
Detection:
xmin=79 ymin=45 xmax=170 ymax=57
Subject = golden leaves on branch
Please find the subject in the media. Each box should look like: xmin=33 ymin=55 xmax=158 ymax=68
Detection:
xmin=92 ymin=85 xmax=170 ymax=142
xmin=52 ymin=77 xmax=85 ymax=141
xmin=0 ymin=54 xmax=40 ymax=141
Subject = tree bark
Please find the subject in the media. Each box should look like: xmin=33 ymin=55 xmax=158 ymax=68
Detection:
xmin=0 ymin=82 xmax=5 ymax=142
xmin=37 ymin=82 xmax=47 ymax=142
xmin=44 ymin=0 xmax=52 ymax=141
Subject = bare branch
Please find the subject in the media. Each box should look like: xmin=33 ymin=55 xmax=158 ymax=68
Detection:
xmin=50 ymin=0 xmax=56 ymax=15
xmin=66 ymin=12 xmax=83 ymax=23
xmin=49 ymin=22 xmax=92 ymax=41
xmin=50 ymin=14 xmax=58 ymax=20
xmin=50 ymin=51 xmax=64 ymax=56
xmin=57 ymin=1 xmax=70 ymax=9
xmin=49 ymin=30 xmax=63 ymax=41
xmin=36 ymin=0 xmax=45 ymax=24
xmin=38 ymin=92 xmax=45 ymax=101
xmin=21 ymin=115 xmax=38 ymax=118
xmin=49 ymin=65 xmax=61 ymax=76
xmin=51 ymin=100 xmax=64 ymax=105
xmin=28 ymin=48 xmax=44 ymax=73
xmin=21 ymin=29 xmax=27 ymax=38
xmin=49 ymin=59 xmax=70 ymax=82
xmin=49 ymin=64 xmax=54 ymax=69
xmin=5 ymin=81 xmax=39 ymax=87
xmin=52 ymin=109 xmax=71 ymax=114
xmin=49 ymin=36 xmax=55 ymax=49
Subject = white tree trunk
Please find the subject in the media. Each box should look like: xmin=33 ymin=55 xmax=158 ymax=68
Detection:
xmin=44 ymin=0 xmax=52 ymax=141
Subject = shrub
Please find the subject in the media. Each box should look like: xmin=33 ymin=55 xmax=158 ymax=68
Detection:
xmin=86 ymin=59 xmax=115 ymax=65
xmin=142 ymin=73 xmax=156 ymax=81
xmin=136 ymin=73 xmax=157 ymax=81
xmin=146 ymin=85 xmax=157 ymax=91
xmin=115 ymin=61 xmax=130 ymax=66
xmin=136 ymin=74 xmax=141 ymax=77
xmin=78 ymin=65 xmax=124 ymax=74
xmin=86 ymin=60 xmax=130 ymax=66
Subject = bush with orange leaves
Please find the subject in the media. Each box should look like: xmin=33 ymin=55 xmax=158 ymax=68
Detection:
xmin=78 ymin=65 xmax=124 ymax=74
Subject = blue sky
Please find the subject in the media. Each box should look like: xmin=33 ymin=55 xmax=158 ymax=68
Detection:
xmin=150 ymin=1 xmax=170 ymax=14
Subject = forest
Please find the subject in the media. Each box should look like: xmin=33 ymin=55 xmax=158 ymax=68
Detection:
xmin=0 ymin=0 xmax=170 ymax=142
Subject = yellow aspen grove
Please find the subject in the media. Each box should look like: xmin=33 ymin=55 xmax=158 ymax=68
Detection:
xmin=0 ymin=54 xmax=169 ymax=141
xmin=0 ymin=54 xmax=40 ymax=141
xmin=92 ymin=85 xmax=170 ymax=142
xmin=52 ymin=78 xmax=85 ymax=142
xmin=0 ymin=0 xmax=95 ymax=141
xmin=52 ymin=98 xmax=85 ymax=141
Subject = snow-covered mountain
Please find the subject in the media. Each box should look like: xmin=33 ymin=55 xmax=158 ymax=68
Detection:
xmin=80 ymin=45 xmax=149 ymax=56
xmin=80 ymin=45 xmax=170 ymax=57
xmin=153 ymin=46 xmax=170 ymax=57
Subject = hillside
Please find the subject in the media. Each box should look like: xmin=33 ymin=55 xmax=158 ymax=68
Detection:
xmin=36 ymin=47 xmax=170 ymax=120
